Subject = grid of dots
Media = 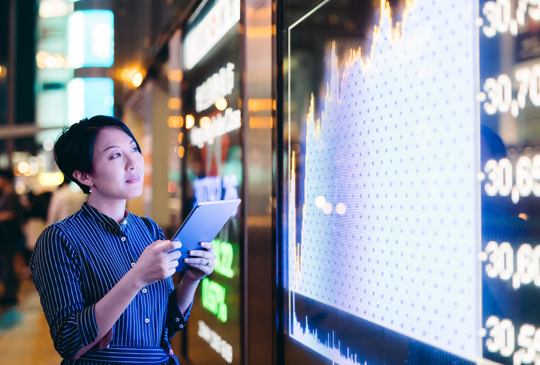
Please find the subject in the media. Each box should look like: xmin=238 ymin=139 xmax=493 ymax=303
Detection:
xmin=289 ymin=0 xmax=479 ymax=360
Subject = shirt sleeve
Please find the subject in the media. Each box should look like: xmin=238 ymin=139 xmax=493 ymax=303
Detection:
xmin=31 ymin=225 xmax=99 ymax=359
xmin=145 ymin=217 xmax=192 ymax=337
xmin=165 ymin=279 xmax=192 ymax=339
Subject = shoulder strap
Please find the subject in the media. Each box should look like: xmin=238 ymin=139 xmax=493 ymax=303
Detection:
xmin=141 ymin=217 xmax=156 ymax=240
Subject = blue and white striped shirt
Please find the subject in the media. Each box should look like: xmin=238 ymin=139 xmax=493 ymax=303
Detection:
xmin=31 ymin=203 xmax=190 ymax=365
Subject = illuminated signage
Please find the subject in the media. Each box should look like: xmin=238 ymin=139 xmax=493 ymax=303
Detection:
xmin=184 ymin=0 xmax=240 ymax=70
xmin=198 ymin=320 xmax=233 ymax=363
xmin=201 ymin=277 xmax=228 ymax=322
xmin=183 ymin=2 xmax=242 ymax=362
xmin=193 ymin=175 xmax=239 ymax=205
xmin=39 ymin=0 xmax=73 ymax=18
xmin=190 ymin=108 xmax=241 ymax=148
xmin=214 ymin=240 xmax=234 ymax=278
xmin=67 ymin=78 xmax=114 ymax=124
xmin=195 ymin=63 xmax=235 ymax=112
xmin=68 ymin=10 xmax=114 ymax=68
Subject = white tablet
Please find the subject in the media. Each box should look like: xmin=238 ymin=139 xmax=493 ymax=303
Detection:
xmin=171 ymin=199 xmax=241 ymax=272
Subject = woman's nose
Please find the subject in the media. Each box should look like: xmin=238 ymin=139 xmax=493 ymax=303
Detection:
xmin=126 ymin=155 xmax=138 ymax=171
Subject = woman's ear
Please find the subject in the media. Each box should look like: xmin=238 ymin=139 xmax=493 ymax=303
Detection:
xmin=72 ymin=170 xmax=93 ymax=189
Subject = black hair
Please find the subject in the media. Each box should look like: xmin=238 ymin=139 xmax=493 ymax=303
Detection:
xmin=0 ymin=169 xmax=14 ymax=183
xmin=54 ymin=115 xmax=141 ymax=194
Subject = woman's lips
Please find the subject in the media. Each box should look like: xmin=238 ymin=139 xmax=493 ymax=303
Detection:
xmin=126 ymin=176 xmax=140 ymax=183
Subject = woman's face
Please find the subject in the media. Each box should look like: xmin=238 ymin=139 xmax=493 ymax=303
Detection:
xmin=87 ymin=126 xmax=144 ymax=201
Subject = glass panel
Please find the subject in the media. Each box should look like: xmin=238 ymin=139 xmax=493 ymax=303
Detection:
xmin=181 ymin=0 xmax=242 ymax=364
xmin=282 ymin=0 xmax=540 ymax=364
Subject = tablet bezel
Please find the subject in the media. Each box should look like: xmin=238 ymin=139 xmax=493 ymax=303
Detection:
xmin=170 ymin=199 xmax=241 ymax=272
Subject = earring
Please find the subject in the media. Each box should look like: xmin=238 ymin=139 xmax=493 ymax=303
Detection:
xmin=89 ymin=189 xmax=92 ymax=193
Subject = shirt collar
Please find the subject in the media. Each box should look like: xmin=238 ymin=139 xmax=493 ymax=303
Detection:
xmin=81 ymin=202 xmax=130 ymax=230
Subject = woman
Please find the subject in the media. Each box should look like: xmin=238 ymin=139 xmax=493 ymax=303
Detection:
xmin=31 ymin=116 xmax=215 ymax=365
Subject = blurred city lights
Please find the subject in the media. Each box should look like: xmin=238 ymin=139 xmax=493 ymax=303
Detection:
xmin=168 ymin=98 xmax=182 ymax=110
xmin=200 ymin=116 xmax=211 ymax=129
xmin=186 ymin=115 xmax=195 ymax=129
xmin=68 ymin=10 xmax=114 ymax=68
xmin=36 ymin=51 xmax=48 ymax=68
xmin=248 ymin=98 xmax=273 ymax=111
xmin=46 ymin=56 xmax=58 ymax=68
xmin=168 ymin=116 xmax=184 ymax=128
xmin=168 ymin=70 xmax=183 ymax=82
xmin=67 ymin=78 xmax=114 ymax=124
xmin=178 ymin=146 xmax=185 ymax=158
xmin=36 ymin=51 xmax=66 ymax=69
xmin=119 ymin=67 xmax=145 ymax=88
xmin=39 ymin=0 xmax=73 ymax=18
xmin=30 ymin=163 xmax=40 ymax=176
xmin=15 ymin=181 xmax=27 ymax=195
xmin=215 ymin=97 xmax=227 ymax=111
xmin=18 ymin=162 xmax=29 ymax=174
xmin=132 ymin=72 xmax=143 ymax=87
xmin=38 ymin=172 xmax=65 ymax=186
xmin=43 ymin=139 xmax=54 ymax=152
xmin=168 ymin=181 xmax=177 ymax=193
xmin=37 ymin=154 xmax=47 ymax=166
xmin=177 ymin=132 xmax=184 ymax=143
xmin=54 ymin=54 xmax=66 ymax=68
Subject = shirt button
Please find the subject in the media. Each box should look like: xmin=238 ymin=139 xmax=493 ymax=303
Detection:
xmin=142 ymin=288 xmax=147 ymax=293
xmin=121 ymin=237 xmax=126 ymax=242
xmin=122 ymin=220 xmax=127 ymax=225
xmin=175 ymin=318 xmax=180 ymax=322
xmin=179 ymin=324 xmax=184 ymax=329
xmin=131 ymin=263 xmax=135 ymax=267
xmin=145 ymin=318 xmax=149 ymax=323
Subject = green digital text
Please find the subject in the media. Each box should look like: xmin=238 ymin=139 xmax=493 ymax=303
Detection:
xmin=213 ymin=239 xmax=235 ymax=278
xmin=201 ymin=277 xmax=228 ymax=322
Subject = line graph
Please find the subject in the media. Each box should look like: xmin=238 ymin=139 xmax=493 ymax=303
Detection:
xmin=288 ymin=0 xmax=480 ymax=361
xmin=340 ymin=0 xmax=418 ymax=77
xmin=292 ymin=292 xmax=365 ymax=365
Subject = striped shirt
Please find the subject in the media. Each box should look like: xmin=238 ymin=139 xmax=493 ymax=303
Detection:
xmin=31 ymin=203 xmax=190 ymax=365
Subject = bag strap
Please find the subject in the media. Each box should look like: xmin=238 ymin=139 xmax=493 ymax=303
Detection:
xmin=141 ymin=217 xmax=156 ymax=240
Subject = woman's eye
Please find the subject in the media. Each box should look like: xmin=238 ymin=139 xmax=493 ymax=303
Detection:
xmin=112 ymin=153 xmax=120 ymax=158
xmin=132 ymin=146 xmax=138 ymax=152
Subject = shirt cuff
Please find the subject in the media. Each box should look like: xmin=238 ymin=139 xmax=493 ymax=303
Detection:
xmin=77 ymin=303 xmax=99 ymax=347
xmin=168 ymin=287 xmax=192 ymax=331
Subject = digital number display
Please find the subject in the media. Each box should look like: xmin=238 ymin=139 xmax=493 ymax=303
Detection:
xmin=283 ymin=0 xmax=540 ymax=364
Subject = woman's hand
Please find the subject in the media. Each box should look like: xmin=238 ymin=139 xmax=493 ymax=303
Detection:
xmin=183 ymin=241 xmax=216 ymax=282
xmin=132 ymin=240 xmax=182 ymax=287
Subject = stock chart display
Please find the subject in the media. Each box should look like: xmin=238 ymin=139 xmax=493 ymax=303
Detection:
xmin=284 ymin=0 xmax=540 ymax=364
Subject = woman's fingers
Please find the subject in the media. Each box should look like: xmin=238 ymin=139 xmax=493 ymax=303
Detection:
xmin=184 ymin=257 xmax=212 ymax=266
xmin=200 ymin=241 xmax=213 ymax=251
xmin=184 ymin=262 xmax=214 ymax=273
xmin=188 ymin=250 xmax=215 ymax=259
xmin=167 ymin=250 xmax=182 ymax=262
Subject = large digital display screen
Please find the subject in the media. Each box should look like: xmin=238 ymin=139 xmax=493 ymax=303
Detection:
xmin=283 ymin=0 xmax=540 ymax=364
xmin=181 ymin=0 xmax=242 ymax=363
